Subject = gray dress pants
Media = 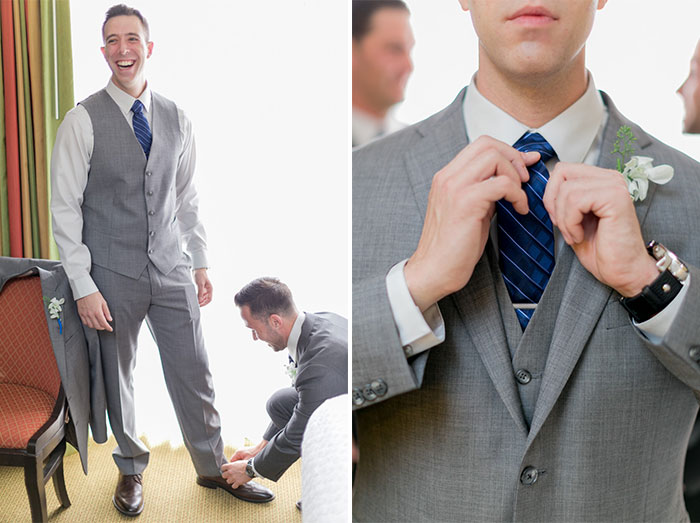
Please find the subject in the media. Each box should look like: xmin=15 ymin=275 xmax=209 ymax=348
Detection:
xmin=91 ymin=261 xmax=225 ymax=476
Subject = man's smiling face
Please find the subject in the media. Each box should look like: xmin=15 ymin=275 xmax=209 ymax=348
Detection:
xmin=101 ymin=14 xmax=153 ymax=97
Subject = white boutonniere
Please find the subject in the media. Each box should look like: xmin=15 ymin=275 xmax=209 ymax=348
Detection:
xmin=43 ymin=296 xmax=65 ymax=334
xmin=284 ymin=361 xmax=297 ymax=385
xmin=612 ymin=125 xmax=674 ymax=202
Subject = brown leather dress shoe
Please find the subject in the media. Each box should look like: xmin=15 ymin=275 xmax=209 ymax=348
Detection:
xmin=196 ymin=475 xmax=275 ymax=503
xmin=113 ymin=473 xmax=144 ymax=516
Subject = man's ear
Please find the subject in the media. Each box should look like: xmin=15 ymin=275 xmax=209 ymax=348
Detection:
xmin=146 ymin=41 xmax=154 ymax=58
xmin=100 ymin=46 xmax=106 ymax=58
xmin=457 ymin=0 xmax=469 ymax=12
xmin=597 ymin=0 xmax=608 ymax=10
xmin=269 ymin=314 xmax=282 ymax=329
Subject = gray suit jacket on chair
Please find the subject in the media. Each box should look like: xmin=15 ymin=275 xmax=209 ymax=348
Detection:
xmin=352 ymin=89 xmax=700 ymax=522
xmin=0 ymin=257 xmax=108 ymax=473
xmin=255 ymin=312 xmax=348 ymax=481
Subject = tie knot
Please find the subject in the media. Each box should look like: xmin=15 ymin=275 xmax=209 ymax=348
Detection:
xmin=513 ymin=132 xmax=555 ymax=162
xmin=131 ymin=99 xmax=144 ymax=115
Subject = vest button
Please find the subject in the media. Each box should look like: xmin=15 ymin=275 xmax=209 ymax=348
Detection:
xmin=515 ymin=369 xmax=532 ymax=385
xmin=148 ymin=249 xmax=154 ymax=254
xmin=146 ymin=171 xmax=152 ymax=176
xmin=147 ymin=190 xmax=153 ymax=196
xmin=148 ymin=210 xmax=155 ymax=216
xmin=520 ymin=466 xmax=539 ymax=485
xmin=149 ymin=231 xmax=155 ymax=236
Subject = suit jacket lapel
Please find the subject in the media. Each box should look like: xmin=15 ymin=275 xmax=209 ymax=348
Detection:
xmin=403 ymin=88 xmax=528 ymax=435
xmin=526 ymin=91 xmax=656 ymax=445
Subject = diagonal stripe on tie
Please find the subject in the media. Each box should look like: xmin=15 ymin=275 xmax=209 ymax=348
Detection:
xmin=131 ymin=99 xmax=152 ymax=158
xmin=496 ymin=131 xmax=557 ymax=329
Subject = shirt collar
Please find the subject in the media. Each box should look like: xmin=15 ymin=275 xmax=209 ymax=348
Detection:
xmin=105 ymin=79 xmax=152 ymax=117
xmin=353 ymin=107 xmax=387 ymax=145
xmin=463 ymin=72 xmax=605 ymax=163
xmin=287 ymin=312 xmax=306 ymax=363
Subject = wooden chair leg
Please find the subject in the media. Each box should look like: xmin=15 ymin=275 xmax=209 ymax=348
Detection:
xmin=24 ymin=458 xmax=48 ymax=523
xmin=52 ymin=459 xmax=71 ymax=508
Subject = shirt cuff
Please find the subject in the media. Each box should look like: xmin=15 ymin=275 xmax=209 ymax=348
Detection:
xmin=250 ymin=457 xmax=265 ymax=479
xmin=386 ymin=259 xmax=446 ymax=357
xmin=634 ymin=273 xmax=691 ymax=344
xmin=70 ymin=273 xmax=99 ymax=300
xmin=190 ymin=249 xmax=209 ymax=270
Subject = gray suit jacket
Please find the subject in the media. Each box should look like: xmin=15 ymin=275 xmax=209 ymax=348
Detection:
xmin=352 ymin=89 xmax=700 ymax=522
xmin=255 ymin=312 xmax=348 ymax=481
xmin=0 ymin=257 xmax=108 ymax=473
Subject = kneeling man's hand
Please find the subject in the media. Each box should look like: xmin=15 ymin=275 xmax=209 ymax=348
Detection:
xmin=221 ymin=460 xmax=251 ymax=489
xmin=543 ymin=163 xmax=658 ymax=297
xmin=76 ymin=291 xmax=113 ymax=331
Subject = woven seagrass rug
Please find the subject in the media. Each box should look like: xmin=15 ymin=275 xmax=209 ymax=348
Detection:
xmin=0 ymin=437 xmax=302 ymax=522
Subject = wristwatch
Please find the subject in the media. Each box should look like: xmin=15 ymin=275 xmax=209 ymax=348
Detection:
xmin=245 ymin=458 xmax=257 ymax=479
xmin=620 ymin=241 xmax=689 ymax=323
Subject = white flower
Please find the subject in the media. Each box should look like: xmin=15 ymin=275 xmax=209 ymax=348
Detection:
xmin=47 ymin=297 xmax=65 ymax=319
xmin=284 ymin=362 xmax=297 ymax=385
xmin=621 ymin=156 xmax=674 ymax=202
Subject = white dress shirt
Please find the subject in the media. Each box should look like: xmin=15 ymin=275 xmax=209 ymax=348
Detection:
xmin=352 ymin=107 xmax=405 ymax=147
xmin=51 ymin=80 xmax=208 ymax=299
xmin=387 ymin=74 xmax=688 ymax=356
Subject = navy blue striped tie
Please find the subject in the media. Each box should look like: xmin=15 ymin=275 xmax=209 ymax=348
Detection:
xmin=131 ymin=99 xmax=152 ymax=158
xmin=496 ymin=132 xmax=556 ymax=329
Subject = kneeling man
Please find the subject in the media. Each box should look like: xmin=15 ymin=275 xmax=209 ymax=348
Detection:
xmin=223 ymin=278 xmax=347 ymax=498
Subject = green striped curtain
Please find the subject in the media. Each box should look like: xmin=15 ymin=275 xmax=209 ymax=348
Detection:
xmin=0 ymin=0 xmax=73 ymax=259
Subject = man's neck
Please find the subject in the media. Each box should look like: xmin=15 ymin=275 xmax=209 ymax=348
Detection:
xmin=475 ymin=55 xmax=588 ymax=129
xmin=112 ymin=75 xmax=147 ymax=99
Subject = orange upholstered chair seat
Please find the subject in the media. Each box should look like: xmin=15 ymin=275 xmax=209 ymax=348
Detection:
xmin=0 ymin=383 xmax=56 ymax=449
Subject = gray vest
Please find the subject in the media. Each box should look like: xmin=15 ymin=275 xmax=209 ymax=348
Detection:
xmin=80 ymin=90 xmax=183 ymax=279
xmin=491 ymin=243 xmax=575 ymax=427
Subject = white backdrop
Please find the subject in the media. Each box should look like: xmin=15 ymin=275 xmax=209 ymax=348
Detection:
xmin=397 ymin=1 xmax=700 ymax=163
xmin=68 ymin=1 xmax=349 ymax=448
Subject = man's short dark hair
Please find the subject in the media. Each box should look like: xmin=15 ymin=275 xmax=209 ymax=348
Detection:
xmin=234 ymin=277 xmax=296 ymax=319
xmin=102 ymin=4 xmax=150 ymax=42
xmin=352 ymin=0 xmax=409 ymax=41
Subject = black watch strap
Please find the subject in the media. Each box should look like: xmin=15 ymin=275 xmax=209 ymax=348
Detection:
xmin=620 ymin=269 xmax=683 ymax=323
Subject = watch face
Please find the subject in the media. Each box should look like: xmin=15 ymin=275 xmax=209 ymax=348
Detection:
xmin=246 ymin=460 xmax=255 ymax=478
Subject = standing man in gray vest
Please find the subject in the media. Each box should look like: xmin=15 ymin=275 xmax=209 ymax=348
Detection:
xmin=50 ymin=4 xmax=273 ymax=516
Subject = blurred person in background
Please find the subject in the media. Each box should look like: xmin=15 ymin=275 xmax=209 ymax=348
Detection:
xmin=677 ymin=37 xmax=700 ymax=522
xmin=352 ymin=0 xmax=414 ymax=147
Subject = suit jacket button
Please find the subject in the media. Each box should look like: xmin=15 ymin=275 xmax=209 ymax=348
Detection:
xmin=362 ymin=384 xmax=377 ymax=401
xmin=148 ymin=210 xmax=155 ymax=216
xmin=515 ymin=369 xmax=532 ymax=385
xmin=520 ymin=466 xmax=539 ymax=485
xmin=403 ymin=344 xmax=414 ymax=356
xmin=371 ymin=379 xmax=388 ymax=397
xmin=352 ymin=388 xmax=364 ymax=406
xmin=689 ymin=346 xmax=700 ymax=362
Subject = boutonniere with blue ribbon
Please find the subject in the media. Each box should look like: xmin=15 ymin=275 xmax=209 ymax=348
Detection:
xmin=43 ymin=296 xmax=65 ymax=334
xmin=612 ymin=125 xmax=674 ymax=202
